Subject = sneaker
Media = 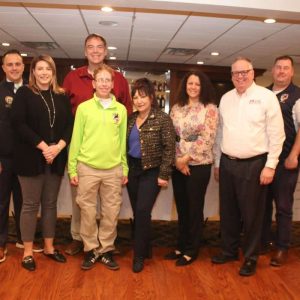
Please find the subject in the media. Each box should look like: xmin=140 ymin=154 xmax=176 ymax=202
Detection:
xmin=65 ymin=240 xmax=84 ymax=256
xmin=0 ymin=247 xmax=7 ymax=263
xmin=16 ymin=242 xmax=43 ymax=253
xmin=99 ymin=252 xmax=120 ymax=270
xmin=81 ymin=249 xmax=99 ymax=270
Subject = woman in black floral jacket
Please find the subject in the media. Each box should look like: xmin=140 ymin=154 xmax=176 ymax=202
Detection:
xmin=126 ymin=78 xmax=175 ymax=273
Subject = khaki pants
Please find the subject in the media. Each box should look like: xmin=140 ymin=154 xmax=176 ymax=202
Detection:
xmin=76 ymin=162 xmax=123 ymax=253
xmin=70 ymin=185 xmax=81 ymax=241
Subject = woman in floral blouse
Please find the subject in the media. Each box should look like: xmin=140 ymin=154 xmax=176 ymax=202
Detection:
xmin=165 ymin=71 xmax=218 ymax=266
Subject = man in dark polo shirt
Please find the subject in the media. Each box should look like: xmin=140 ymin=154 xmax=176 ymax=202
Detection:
xmin=0 ymin=50 xmax=24 ymax=262
xmin=262 ymin=55 xmax=300 ymax=266
xmin=63 ymin=33 xmax=132 ymax=255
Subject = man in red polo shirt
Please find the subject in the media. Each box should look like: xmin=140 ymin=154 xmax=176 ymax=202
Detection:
xmin=63 ymin=33 xmax=132 ymax=255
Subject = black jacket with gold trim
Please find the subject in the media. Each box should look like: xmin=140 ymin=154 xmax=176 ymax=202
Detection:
xmin=127 ymin=108 xmax=176 ymax=180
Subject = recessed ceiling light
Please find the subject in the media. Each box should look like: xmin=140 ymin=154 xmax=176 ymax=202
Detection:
xmin=264 ymin=18 xmax=276 ymax=24
xmin=2 ymin=42 xmax=10 ymax=47
xmin=101 ymin=6 xmax=113 ymax=12
xmin=210 ymin=52 xmax=219 ymax=56
xmin=20 ymin=53 xmax=27 ymax=57
xmin=99 ymin=21 xmax=118 ymax=27
xmin=108 ymin=46 xmax=117 ymax=50
xmin=109 ymin=56 xmax=116 ymax=60
xmin=197 ymin=61 xmax=204 ymax=65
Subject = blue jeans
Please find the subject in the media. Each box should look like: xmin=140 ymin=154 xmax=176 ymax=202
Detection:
xmin=262 ymin=163 xmax=299 ymax=250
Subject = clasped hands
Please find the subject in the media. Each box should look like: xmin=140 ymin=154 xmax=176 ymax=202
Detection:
xmin=42 ymin=144 xmax=60 ymax=164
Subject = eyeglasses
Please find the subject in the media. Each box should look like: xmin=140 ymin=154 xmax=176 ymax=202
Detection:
xmin=94 ymin=78 xmax=112 ymax=84
xmin=231 ymin=69 xmax=253 ymax=77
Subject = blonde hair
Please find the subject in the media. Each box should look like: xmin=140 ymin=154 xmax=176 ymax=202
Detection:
xmin=29 ymin=55 xmax=65 ymax=94
xmin=93 ymin=64 xmax=115 ymax=81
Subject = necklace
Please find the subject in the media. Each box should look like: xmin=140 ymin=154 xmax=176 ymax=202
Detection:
xmin=38 ymin=89 xmax=56 ymax=128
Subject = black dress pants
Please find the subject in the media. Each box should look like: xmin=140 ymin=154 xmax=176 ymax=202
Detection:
xmin=127 ymin=157 xmax=161 ymax=257
xmin=172 ymin=164 xmax=211 ymax=258
xmin=0 ymin=157 xmax=22 ymax=246
xmin=219 ymin=154 xmax=267 ymax=261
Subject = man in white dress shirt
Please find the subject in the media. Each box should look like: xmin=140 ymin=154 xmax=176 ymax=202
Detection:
xmin=212 ymin=57 xmax=285 ymax=276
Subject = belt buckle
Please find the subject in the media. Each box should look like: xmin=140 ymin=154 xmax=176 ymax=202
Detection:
xmin=228 ymin=155 xmax=237 ymax=160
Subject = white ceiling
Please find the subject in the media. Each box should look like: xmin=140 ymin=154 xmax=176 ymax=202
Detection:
xmin=0 ymin=0 xmax=299 ymax=76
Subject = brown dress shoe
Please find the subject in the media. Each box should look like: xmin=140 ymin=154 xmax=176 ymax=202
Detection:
xmin=65 ymin=240 xmax=84 ymax=256
xmin=270 ymin=249 xmax=288 ymax=267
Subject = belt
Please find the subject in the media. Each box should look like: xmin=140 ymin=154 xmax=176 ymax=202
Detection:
xmin=222 ymin=152 xmax=267 ymax=162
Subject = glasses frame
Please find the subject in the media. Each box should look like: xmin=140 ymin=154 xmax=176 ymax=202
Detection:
xmin=231 ymin=69 xmax=253 ymax=77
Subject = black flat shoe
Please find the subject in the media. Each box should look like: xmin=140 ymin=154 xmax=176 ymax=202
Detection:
xmin=175 ymin=255 xmax=194 ymax=266
xmin=22 ymin=255 xmax=36 ymax=271
xmin=133 ymin=257 xmax=144 ymax=273
xmin=44 ymin=249 xmax=66 ymax=263
xmin=164 ymin=250 xmax=182 ymax=260
xmin=239 ymin=259 xmax=257 ymax=276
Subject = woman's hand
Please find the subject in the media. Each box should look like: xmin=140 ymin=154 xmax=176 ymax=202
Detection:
xmin=175 ymin=155 xmax=190 ymax=176
xmin=42 ymin=144 xmax=61 ymax=164
xmin=158 ymin=178 xmax=168 ymax=187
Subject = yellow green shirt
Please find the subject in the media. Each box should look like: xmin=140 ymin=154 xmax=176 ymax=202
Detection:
xmin=68 ymin=93 xmax=128 ymax=178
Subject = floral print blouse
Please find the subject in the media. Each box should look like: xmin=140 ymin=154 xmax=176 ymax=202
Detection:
xmin=170 ymin=102 xmax=218 ymax=165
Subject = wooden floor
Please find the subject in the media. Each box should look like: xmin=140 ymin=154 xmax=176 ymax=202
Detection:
xmin=1 ymin=244 xmax=300 ymax=300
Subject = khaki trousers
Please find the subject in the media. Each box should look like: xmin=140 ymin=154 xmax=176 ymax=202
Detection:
xmin=76 ymin=162 xmax=123 ymax=253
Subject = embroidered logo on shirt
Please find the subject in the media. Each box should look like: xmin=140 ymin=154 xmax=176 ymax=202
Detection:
xmin=112 ymin=113 xmax=119 ymax=123
xmin=249 ymin=99 xmax=261 ymax=104
xmin=5 ymin=96 xmax=13 ymax=108
xmin=280 ymin=93 xmax=289 ymax=103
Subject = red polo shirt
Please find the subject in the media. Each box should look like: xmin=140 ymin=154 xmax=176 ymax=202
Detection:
xmin=63 ymin=65 xmax=132 ymax=115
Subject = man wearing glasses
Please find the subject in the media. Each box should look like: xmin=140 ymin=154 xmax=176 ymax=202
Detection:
xmin=212 ymin=57 xmax=285 ymax=276
xmin=262 ymin=55 xmax=300 ymax=266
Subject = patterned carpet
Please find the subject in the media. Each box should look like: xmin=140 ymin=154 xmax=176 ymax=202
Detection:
xmin=7 ymin=218 xmax=300 ymax=249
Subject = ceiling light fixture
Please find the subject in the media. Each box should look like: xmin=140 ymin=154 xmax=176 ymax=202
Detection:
xmin=101 ymin=6 xmax=113 ymax=12
xmin=210 ymin=52 xmax=220 ymax=56
xmin=2 ymin=42 xmax=10 ymax=47
xmin=197 ymin=61 xmax=204 ymax=65
xmin=264 ymin=18 xmax=276 ymax=24
xmin=108 ymin=46 xmax=117 ymax=50
xmin=99 ymin=21 xmax=118 ymax=27
xmin=109 ymin=56 xmax=116 ymax=60
xmin=20 ymin=53 xmax=27 ymax=57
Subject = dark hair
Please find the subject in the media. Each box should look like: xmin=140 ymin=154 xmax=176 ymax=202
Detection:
xmin=2 ymin=49 xmax=22 ymax=64
xmin=84 ymin=33 xmax=107 ymax=47
xmin=131 ymin=78 xmax=158 ymax=108
xmin=274 ymin=55 xmax=294 ymax=66
xmin=176 ymin=71 xmax=216 ymax=106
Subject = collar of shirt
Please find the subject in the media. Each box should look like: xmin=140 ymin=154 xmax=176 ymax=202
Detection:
xmin=94 ymin=93 xmax=116 ymax=109
xmin=6 ymin=78 xmax=23 ymax=93
xmin=78 ymin=66 xmax=93 ymax=79
xmin=234 ymin=81 xmax=256 ymax=98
